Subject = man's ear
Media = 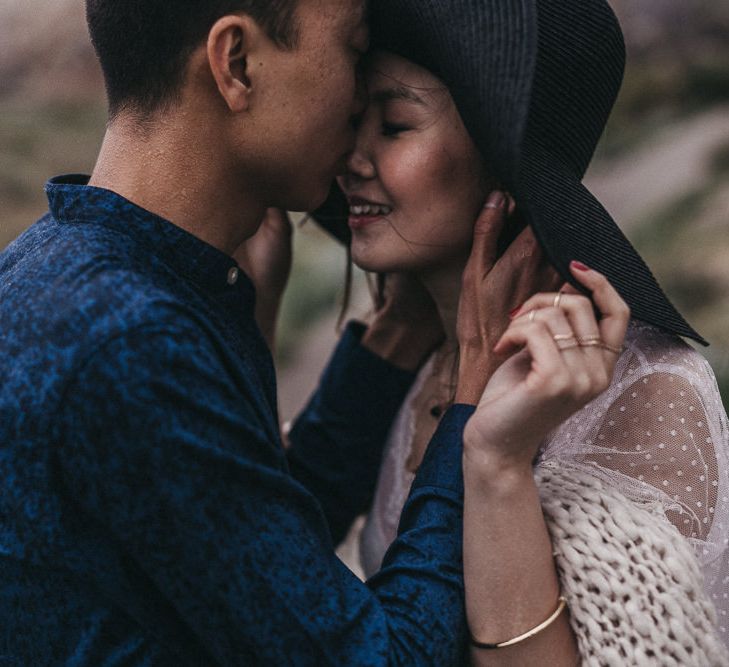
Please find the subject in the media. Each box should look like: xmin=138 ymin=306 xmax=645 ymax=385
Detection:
xmin=207 ymin=14 xmax=264 ymax=113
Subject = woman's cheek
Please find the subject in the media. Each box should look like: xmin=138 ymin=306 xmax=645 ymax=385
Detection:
xmin=419 ymin=148 xmax=484 ymax=244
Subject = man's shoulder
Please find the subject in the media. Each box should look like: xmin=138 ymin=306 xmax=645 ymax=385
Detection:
xmin=3 ymin=213 xmax=198 ymax=322
xmin=0 ymin=215 xmax=212 ymax=383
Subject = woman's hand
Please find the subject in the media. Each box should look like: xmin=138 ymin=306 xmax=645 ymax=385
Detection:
xmin=463 ymin=261 xmax=630 ymax=472
xmin=456 ymin=191 xmax=561 ymax=404
xmin=233 ymin=208 xmax=293 ymax=348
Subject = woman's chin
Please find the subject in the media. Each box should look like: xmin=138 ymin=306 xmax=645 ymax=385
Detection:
xmin=351 ymin=250 xmax=403 ymax=275
xmin=351 ymin=258 xmax=392 ymax=274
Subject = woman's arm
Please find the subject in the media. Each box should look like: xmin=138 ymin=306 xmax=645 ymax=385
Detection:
xmin=463 ymin=463 xmax=577 ymax=666
xmin=457 ymin=209 xmax=630 ymax=665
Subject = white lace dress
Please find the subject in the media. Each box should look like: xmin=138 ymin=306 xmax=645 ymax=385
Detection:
xmin=359 ymin=320 xmax=729 ymax=650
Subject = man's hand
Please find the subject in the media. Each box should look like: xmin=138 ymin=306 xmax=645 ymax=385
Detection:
xmin=361 ymin=273 xmax=445 ymax=372
xmin=233 ymin=208 xmax=293 ymax=348
xmin=455 ymin=191 xmax=561 ymax=404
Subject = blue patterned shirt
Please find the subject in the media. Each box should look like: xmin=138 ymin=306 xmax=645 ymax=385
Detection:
xmin=0 ymin=176 xmax=473 ymax=666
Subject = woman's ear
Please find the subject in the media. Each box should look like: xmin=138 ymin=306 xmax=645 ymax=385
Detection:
xmin=207 ymin=14 xmax=263 ymax=112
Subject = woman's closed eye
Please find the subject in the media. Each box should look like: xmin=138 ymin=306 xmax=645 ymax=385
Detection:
xmin=382 ymin=122 xmax=411 ymax=137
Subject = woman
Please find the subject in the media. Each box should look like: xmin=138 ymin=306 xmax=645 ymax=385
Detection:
xmin=314 ymin=0 xmax=729 ymax=662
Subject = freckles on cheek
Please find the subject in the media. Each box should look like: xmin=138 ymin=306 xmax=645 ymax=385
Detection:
xmin=389 ymin=147 xmax=451 ymax=206
xmin=397 ymin=145 xmax=478 ymax=223
xmin=392 ymin=140 xmax=484 ymax=255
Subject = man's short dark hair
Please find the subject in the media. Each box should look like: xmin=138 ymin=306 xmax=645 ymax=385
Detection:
xmin=86 ymin=0 xmax=300 ymax=118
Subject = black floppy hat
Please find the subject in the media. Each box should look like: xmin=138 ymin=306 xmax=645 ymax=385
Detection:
xmin=312 ymin=0 xmax=706 ymax=344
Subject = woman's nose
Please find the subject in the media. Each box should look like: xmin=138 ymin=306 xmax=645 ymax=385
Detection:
xmin=346 ymin=145 xmax=376 ymax=180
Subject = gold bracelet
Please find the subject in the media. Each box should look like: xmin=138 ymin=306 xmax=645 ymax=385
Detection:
xmin=469 ymin=596 xmax=568 ymax=650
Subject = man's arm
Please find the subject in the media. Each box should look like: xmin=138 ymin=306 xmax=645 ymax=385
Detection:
xmin=286 ymin=321 xmax=420 ymax=545
xmin=59 ymin=322 xmax=467 ymax=666
xmin=287 ymin=275 xmax=444 ymax=545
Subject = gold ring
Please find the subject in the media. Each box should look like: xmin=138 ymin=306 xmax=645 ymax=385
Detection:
xmin=600 ymin=342 xmax=624 ymax=355
xmin=553 ymin=292 xmax=563 ymax=309
xmin=553 ymin=333 xmax=575 ymax=341
xmin=577 ymin=339 xmax=603 ymax=348
xmin=557 ymin=340 xmax=580 ymax=351
xmin=528 ymin=310 xmax=537 ymax=323
xmin=577 ymin=334 xmax=601 ymax=343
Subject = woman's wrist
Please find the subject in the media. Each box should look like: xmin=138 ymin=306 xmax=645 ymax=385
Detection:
xmin=463 ymin=430 xmax=537 ymax=487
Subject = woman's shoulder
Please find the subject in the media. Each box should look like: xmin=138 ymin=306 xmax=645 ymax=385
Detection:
xmin=535 ymin=320 xmax=727 ymax=551
xmin=623 ymin=319 xmax=712 ymax=375
xmin=612 ymin=319 xmax=723 ymax=407
xmin=542 ymin=318 xmax=728 ymax=478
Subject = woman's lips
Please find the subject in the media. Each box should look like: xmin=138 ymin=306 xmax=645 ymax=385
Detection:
xmin=347 ymin=202 xmax=393 ymax=229
xmin=348 ymin=212 xmax=388 ymax=229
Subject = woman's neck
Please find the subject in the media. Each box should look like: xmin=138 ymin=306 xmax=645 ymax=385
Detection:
xmin=418 ymin=261 xmax=465 ymax=355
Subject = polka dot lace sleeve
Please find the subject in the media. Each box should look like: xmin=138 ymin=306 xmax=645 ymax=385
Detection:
xmin=541 ymin=321 xmax=729 ymax=646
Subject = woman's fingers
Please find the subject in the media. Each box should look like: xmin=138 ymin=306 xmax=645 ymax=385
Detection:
xmin=513 ymin=266 xmax=629 ymax=352
xmin=493 ymin=319 xmax=567 ymax=389
xmin=502 ymin=264 xmax=629 ymax=397
xmin=512 ymin=292 xmax=601 ymax=349
xmin=569 ymin=261 xmax=630 ymax=352
xmin=503 ymin=302 xmax=603 ymax=387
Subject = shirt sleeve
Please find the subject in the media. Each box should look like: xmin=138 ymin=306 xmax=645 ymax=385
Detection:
xmin=287 ymin=321 xmax=417 ymax=545
xmin=58 ymin=322 xmax=470 ymax=666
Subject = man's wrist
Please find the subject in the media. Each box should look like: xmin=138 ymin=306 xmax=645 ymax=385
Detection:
xmin=455 ymin=348 xmax=500 ymax=404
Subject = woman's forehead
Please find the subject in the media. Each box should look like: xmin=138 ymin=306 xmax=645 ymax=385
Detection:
xmin=366 ymin=51 xmax=446 ymax=103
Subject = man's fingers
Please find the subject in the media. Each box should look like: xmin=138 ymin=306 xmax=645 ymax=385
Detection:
xmin=468 ymin=191 xmax=508 ymax=269
xmin=261 ymin=208 xmax=293 ymax=236
xmin=507 ymin=225 xmax=540 ymax=260
xmin=501 ymin=226 xmax=544 ymax=288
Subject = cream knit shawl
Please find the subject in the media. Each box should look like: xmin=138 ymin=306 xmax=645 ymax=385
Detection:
xmin=537 ymin=460 xmax=729 ymax=666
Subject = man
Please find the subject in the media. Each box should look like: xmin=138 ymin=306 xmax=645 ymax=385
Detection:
xmin=0 ymin=1 xmax=543 ymax=664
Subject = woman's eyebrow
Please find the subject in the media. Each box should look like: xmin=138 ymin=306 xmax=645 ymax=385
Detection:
xmin=369 ymin=86 xmax=427 ymax=106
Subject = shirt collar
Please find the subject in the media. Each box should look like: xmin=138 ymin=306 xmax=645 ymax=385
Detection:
xmin=45 ymin=174 xmax=255 ymax=299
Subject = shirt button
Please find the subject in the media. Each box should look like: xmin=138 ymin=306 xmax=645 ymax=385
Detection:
xmin=227 ymin=267 xmax=239 ymax=285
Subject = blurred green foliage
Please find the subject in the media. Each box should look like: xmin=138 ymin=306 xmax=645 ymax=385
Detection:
xmin=630 ymin=139 xmax=729 ymax=408
xmin=0 ymin=100 xmax=106 ymax=248
xmin=598 ymin=59 xmax=729 ymax=161
xmin=275 ymin=219 xmax=350 ymax=364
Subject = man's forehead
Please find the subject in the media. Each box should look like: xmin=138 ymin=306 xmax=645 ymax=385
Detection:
xmin=310 ymin=0 xmax=367 ymax=27
xmin=342 ymin=0 xmax=368 ymax=26
xmin=354 ymin=0 xmax=368 ymax=22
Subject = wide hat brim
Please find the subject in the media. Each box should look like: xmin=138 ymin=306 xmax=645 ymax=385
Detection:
xmin=311 ymin=0 xmax=706 ymax=345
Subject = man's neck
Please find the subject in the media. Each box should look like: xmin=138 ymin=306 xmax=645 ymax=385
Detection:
xmin=89 ymin=112 xmax=266 ymax=256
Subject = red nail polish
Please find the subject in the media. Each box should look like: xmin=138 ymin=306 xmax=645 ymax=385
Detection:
xmin=509 ymin=306 xmax=521 ymax=318
xmin=571 ymin=260 xmax=590 ymax=272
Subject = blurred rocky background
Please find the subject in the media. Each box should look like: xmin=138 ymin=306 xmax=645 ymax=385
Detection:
xmin=1 ymin=0 xmax=728 ymax=413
